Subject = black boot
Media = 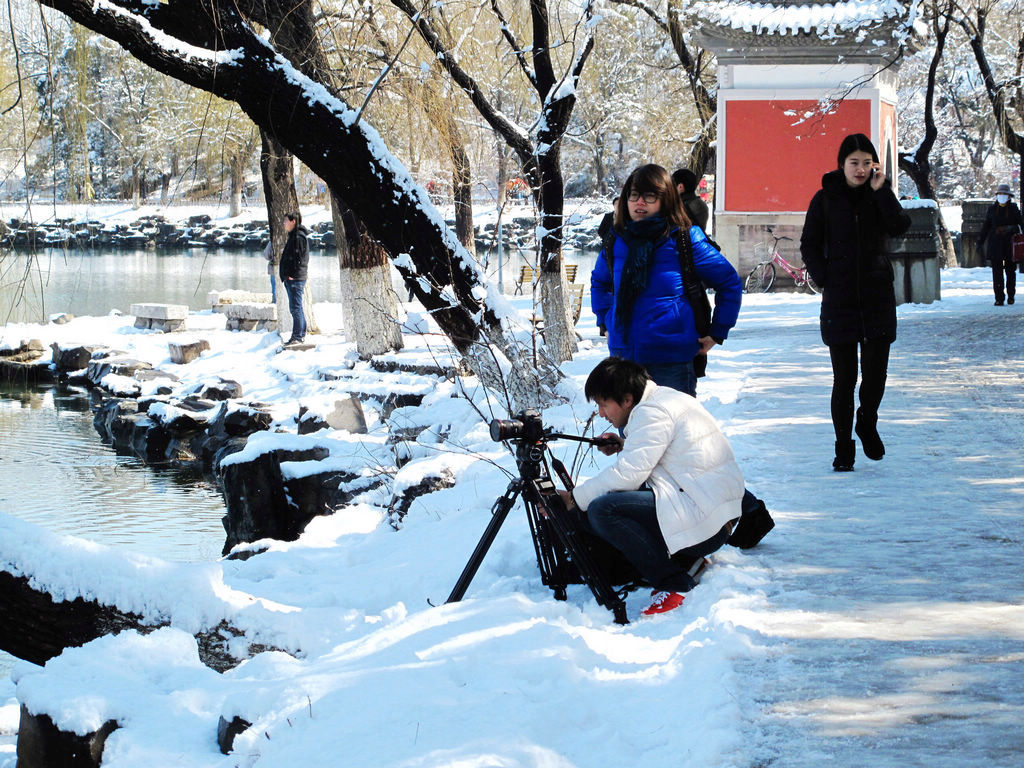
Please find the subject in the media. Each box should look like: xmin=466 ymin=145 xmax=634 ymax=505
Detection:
xmin=855 ymin=408 xmax=885 ymax=460
xmin=833 ymin=440 xmax=855 ymax=472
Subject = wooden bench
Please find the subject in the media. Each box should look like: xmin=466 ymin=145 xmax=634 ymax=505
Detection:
xmin=568 ymin=283 xmax=585 ymax=324
xmin=514 ymin=263 xmax=579 ymax=294
xmin=530 ymin=283 xmax=586 ymax=336
xmin=514 ymin=264 xmax=535 ymax=295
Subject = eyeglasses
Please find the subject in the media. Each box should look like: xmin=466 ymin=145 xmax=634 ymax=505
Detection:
xmin=627 ymin=190 xmax=659 ymax=204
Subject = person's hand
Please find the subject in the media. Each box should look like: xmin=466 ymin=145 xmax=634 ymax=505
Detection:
xmin=556 ymin=489 xmax=577 ymax=510
xmin=595 ymin=432 xmax=623 ymax=455
xmin=869 ymin=164 xmax=886 ymax=191
xmin=697 ymin=335 xmax=718 ymax=356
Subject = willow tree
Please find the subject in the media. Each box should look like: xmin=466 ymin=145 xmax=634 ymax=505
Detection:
xmin=35 ymin=0 xmax=559 ymax=406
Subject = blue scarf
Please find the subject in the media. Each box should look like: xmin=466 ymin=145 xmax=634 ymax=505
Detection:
xmin=614 ymin=216 xmax=667 ymax=337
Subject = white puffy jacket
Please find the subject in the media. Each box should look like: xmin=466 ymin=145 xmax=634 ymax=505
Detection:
xmin=572 ymin=381 xmax=745 ymax=554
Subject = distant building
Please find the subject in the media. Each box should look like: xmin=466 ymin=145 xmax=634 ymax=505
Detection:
xmin=694 ymin=0 xmax=917 ymax=276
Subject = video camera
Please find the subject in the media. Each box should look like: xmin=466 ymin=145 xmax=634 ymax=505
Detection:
xmin=489 ymin=409 xmax=545 ymax=443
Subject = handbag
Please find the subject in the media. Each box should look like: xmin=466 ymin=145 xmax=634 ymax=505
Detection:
xmin=1012 ymin=232 xmax=1024 ymax=263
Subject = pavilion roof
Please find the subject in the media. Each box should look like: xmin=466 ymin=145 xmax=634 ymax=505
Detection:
xmin=694 ymin=1 xmax=913 ymax=38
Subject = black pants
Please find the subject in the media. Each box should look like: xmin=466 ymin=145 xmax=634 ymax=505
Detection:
xmin=991 ymin=257 xmax=1016 ymax=302
xmin=829 ymin=339 xmax=891 ymax=442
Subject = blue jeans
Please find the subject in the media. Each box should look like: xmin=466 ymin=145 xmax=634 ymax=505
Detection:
xmin=270 ymin=273 xmax=277 ymax=303
xmin=585 ymin=490 xmax=730 ymax=592
xmin=642 ymin=361 xmax=697 ymax=397
xmin=284 ymin=279 xmax=306 ymax=340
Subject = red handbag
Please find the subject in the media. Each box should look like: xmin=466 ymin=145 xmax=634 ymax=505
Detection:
xmin=1013 ymin=233 xmax=1024 ymax=263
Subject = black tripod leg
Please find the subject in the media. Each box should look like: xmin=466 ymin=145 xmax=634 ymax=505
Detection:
xmin=446 ymin=481 xmax=520 ymax=604
xmin=531 ymin=486 xmax=629 ymax=624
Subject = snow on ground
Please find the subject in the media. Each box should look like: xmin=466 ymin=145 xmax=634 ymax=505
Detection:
xmin=1 ymin=267 xmax=1022 ymax=767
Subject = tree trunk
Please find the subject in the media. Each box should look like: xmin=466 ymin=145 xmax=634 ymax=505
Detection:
xmin=452 ymin=142 xmax=475 ymax=256
xmin=228 ymin=158 xmax=243 ymax=218
xmin=535 ymin=147 xmax=576 ymax=362
xmin=898 ymin=2 xmax=956 ymax=268
xmin=332 ymin=194 xmax=403 ymax=357
xmin=260 ymin=130 xmax=299 ymax=342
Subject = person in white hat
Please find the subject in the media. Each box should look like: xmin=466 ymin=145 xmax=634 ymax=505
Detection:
xmin=977 ymin=182 xmax=1023 ymax=305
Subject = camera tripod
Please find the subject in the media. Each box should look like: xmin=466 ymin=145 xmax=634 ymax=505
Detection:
xmin=446 ymin=430 xmax=629 ymax=624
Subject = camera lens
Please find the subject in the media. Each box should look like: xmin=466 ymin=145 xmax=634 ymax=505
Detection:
xmin=490 ymin=418 xmax=523 ymax=442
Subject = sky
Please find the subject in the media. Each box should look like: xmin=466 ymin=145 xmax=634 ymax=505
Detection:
xmin=1 ymin=265 xmax=1022 ymax=767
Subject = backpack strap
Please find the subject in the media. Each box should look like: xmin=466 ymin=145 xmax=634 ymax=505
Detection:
xmin=602 ymin=227 xmax=616 ymax=274
xmin=672 ymin=228 xmax=711 ymax=337
xmin=672 ymin=227 xmax=712 ymax=379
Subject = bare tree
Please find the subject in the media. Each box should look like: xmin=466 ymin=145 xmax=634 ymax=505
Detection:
xmin=954 ymin=1 xmax=1024 ymax=201
xmin=610 ymin=0 xmax=717 ymax=176
xmin=33 ymin=0 xmax=559 ymax=406
xmin=390 ymin=0 xmax=599 ymax=363
xmin=255 ymin=0 xmax=399 ymax=354
xmin=898 ymin=0 xmax=958 ymax=267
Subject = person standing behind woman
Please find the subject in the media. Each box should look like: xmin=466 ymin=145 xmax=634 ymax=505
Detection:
xmin=800 ymin=133 xmax=911 ymax=472
xmin=591 ymin=164 xmax=742 ymax=397
xmin=279 ymin=211 xmax=310 ymax=346
xmin=977 ymin=183 xmax=1023 ymax=306
xmin=671 ymin=168 xmax=710 ymax=233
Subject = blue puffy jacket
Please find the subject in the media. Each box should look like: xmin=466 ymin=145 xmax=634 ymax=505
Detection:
xmin=591 ymin=226 xmax=742 ymax=364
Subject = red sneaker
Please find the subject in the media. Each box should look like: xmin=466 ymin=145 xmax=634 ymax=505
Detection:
xmin=641 ymin=591 xmax=685 ymax=616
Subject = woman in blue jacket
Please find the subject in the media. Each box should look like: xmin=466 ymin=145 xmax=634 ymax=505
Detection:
xmin=591 ymin=164 xmax=742 ymax=397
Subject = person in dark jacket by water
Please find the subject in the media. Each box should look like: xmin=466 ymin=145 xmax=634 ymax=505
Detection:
xmin=977 ymin=183 xmax=1023 ymax=305
xmin=800 ymin=134 xmax=911 ymax=472
xmin=279 ymin=211 xmax=310 ymax=346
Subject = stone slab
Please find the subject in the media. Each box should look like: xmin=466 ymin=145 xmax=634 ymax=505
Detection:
xmin=215 ymin=303 xmax=277 ymax=321
xmin=169 ymin=339 xmax=210 ymax=364
xmin=129 ymin=303 xmax=189 ymax=321
xmin=207 ymin=289 xmax=273 ymax=306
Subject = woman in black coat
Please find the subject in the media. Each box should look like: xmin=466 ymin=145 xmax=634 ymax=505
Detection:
xmin=800 ymin=134 xmax=911 ymax=471
xmin=977 ymin=183 xmax=1023 ymax=305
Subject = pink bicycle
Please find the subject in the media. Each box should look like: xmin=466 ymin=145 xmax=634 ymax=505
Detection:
xmin=744 ymin=227 xmax=821 ymax=294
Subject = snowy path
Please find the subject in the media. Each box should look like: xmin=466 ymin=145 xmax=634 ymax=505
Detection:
xmin=716 ymin=281 xmax=1024 ymax=766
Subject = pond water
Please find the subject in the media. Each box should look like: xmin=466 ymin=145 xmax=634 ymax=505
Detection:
xmin=0 ymin=382 xmax=227 ymax=558
xmin=0 ymin=382 xmax=227 ymax=677
xmin=0 ymin=246 xmax=600 ymax=322
xmin=0 ymin=244 xmax=599 ymax=680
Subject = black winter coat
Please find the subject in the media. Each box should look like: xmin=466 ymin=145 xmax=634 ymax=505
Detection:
xmin=977 ymin=202 xmax=1023 ymax=265
xmin=279 ymin=225 xmax=310 ymax=281
xmin=800 ymin=170 xmax=911 ymax=346
xmin=681 ymin=192 xmax=709 ymax=233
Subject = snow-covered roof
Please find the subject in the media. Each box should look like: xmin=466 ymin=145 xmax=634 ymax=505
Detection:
xmin=696 ymin=0 xmax=909 ymax=37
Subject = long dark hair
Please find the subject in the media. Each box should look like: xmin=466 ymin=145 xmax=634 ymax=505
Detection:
xmin=614 ymin=164 xmax=692 ymax=234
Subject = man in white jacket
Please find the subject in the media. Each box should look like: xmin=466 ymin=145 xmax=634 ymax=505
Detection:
xmin=561 ymin=357 xmax=745 ymax=615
